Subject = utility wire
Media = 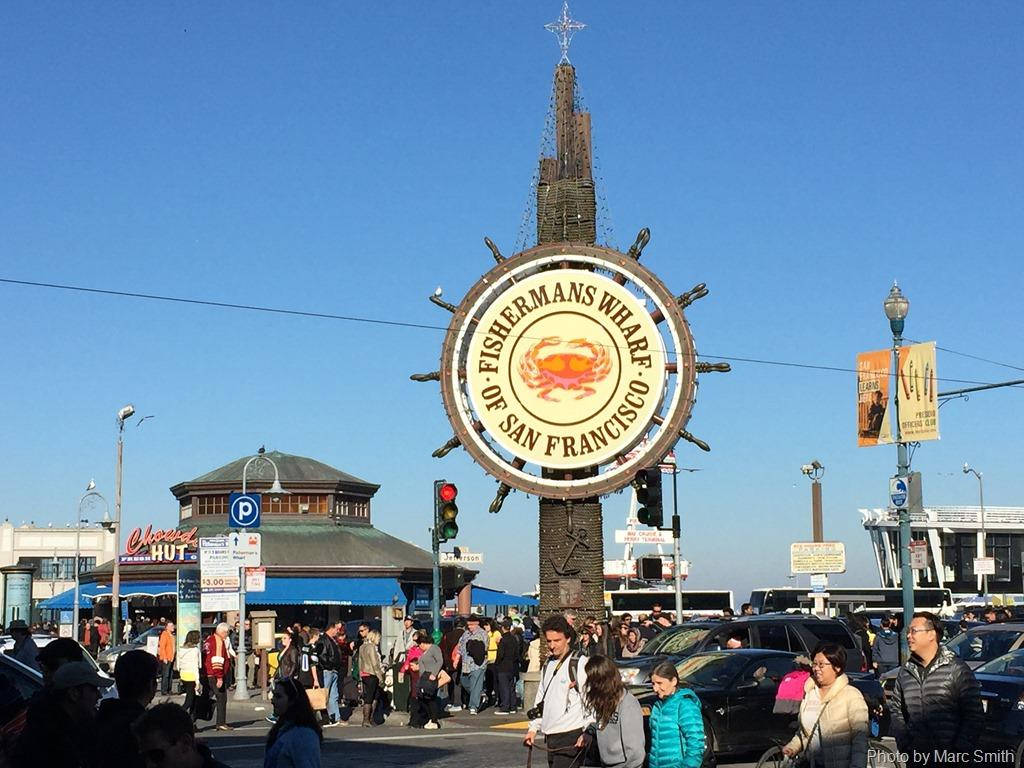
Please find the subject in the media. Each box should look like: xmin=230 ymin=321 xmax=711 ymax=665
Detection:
xmin=906 ymin=337 xmax=1024 ymax=375
xmin=1 ymin=275 xmax=1020 ymax=391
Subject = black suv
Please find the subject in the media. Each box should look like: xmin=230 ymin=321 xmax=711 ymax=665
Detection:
xmin=617 ymin=614 xmax=866 ymax=686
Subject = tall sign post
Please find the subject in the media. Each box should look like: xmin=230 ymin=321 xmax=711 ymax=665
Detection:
xmin=413 ymin=5 xmax=729 ymax=630
xmin=231 ymin=451 xmax=283 ymax=702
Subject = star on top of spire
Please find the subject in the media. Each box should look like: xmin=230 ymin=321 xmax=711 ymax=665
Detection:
xmin=545 ymin=1 xmax=586 ymax=65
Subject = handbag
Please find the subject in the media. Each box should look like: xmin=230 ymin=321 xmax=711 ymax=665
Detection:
xmin=306 ymin=686 xmax=329 ymax=711
xmin=437 ymin=669 xmax=452 ymax=689
xmin=790 ymin=700 xmax=829 ymax=768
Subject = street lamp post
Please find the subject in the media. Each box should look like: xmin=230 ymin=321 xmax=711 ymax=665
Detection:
xmin=76 ymin=483 xmax=109 ymax=631
xmin=110 ymin=403 xmax=135 ymax=644
xmin=234 ymin=453 xmax=287 ymax=701
xmin=883 ymin=281 xmax=914 ymax=659
xmin=801 ymin=461 xmax=826 ymax=615
xmin=963 ymin=463 xmax=987 ymax=596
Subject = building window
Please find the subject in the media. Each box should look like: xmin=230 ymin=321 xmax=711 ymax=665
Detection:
xmin=262 ymin=495 xmax=328 ymax=516
xmin=40 ymin=557 xmax=95 ymax=580
xmin=987 ymin=534 xmax=1012 ymax=581
xmin=335 ymin=497 xmax=369 ymax=519
xmin=193 ymin=496 xmax=228 ymax=516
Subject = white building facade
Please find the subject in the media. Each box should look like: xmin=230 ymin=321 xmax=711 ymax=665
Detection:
xmin=0 ymin=521 xmax=116 ymax=620
xmin=861 ymin=505 xmax=1024 ymax=601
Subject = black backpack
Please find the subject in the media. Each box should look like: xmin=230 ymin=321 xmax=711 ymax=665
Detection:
xmin=466 ymin=638 xmax=487 ymax=666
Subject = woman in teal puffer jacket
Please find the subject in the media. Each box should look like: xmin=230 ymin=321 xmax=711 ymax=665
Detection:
xmin=647 ymin=662 xmax=706 ymax=768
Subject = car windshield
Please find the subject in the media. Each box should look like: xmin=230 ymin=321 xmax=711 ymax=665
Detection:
xmin=976 ymin=650 xmax=1024 ymax=676
xmin=675 ymin=653 xmax=750 ymax=688
xmin=645 ymin=627 xmax=710 ymax=656
xmin=948 ymin=630 xmax=1023 ymax=664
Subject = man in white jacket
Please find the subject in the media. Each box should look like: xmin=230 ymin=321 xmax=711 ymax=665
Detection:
xmin=524 ymin=615 xmax=594 ymax=768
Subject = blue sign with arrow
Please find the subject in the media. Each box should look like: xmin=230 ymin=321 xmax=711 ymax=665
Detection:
xmin=229 ymin=493 xmax=261 ymax=529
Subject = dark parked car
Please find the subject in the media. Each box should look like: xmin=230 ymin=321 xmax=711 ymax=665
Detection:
xmin=633 ymin=649 xmax=887 ymax=761
xmin=617 ymin=614 xmax=866 ymax=686
xmin=947 ymin=623 xmax=1024 ymax=670
xmin=973 ymin=648 xmax=1024 ymax=762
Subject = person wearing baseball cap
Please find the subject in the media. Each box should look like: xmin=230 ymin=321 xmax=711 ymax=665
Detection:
xmin=12 ymin=660 xmax=113 ymax=767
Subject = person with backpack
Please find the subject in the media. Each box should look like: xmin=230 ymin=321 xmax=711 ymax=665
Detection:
xmin=456 ymin=615 xmax=490 ymax=715
xmin=523 ymin=615 xmax=592 ymax=768
xmin=872 ymin=617 xmax=900 ymax=676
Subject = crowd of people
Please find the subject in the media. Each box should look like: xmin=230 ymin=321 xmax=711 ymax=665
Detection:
xmin=0 ymin=604 xmax=999 ymax=768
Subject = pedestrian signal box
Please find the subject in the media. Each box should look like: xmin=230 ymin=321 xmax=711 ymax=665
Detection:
xmin=435 ymin=480 xmax=459 ymax=542
xmin=636 ymin=556 xmax=663 ymax=581
xmin=635 ymin=468 xmax=664 ymax=528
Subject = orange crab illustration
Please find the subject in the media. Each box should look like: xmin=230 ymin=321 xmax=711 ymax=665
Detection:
xmin=518 ymin=336 xmax=612 ymax=401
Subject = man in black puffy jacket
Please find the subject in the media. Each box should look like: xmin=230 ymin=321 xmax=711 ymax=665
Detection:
xmin=887 ymin=611 xmax=983 ymax=767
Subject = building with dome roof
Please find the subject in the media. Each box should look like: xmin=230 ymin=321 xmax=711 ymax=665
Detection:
xmin=47 ymin=451 xmax=491 ymax=637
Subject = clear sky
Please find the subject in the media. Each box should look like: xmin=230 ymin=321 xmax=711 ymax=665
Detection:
xmin=2 ymin=3 xmax=1022 ymax=603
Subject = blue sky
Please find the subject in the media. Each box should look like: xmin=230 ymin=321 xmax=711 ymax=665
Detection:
xmin=2 ymin=3 xmax=1022 ymax=603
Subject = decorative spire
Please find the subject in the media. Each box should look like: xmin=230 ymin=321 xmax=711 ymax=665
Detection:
xmin=545 ymin=1 xmax=586 ymax=64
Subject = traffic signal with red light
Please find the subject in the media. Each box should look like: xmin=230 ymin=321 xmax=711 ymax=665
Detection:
xmin=435 ymin=480 xmax=459 ymax=542
xmin=635 ymin=468 xmax=664 ymax=528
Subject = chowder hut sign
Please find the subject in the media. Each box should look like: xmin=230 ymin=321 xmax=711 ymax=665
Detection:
xmin=120 ymin=525 xmax=199 ymax=564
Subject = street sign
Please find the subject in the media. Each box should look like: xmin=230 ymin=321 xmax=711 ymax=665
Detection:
xmin=909 ymin=540 xmax=929 ymax=570
xmin=614 ymin=529 xmax=673 ymax=545
xmin=440 ymin=550 xmax=484 ymax=564
xmin=229 ymin=531 xmax=262 ymax=568
xmin=245 ymin=567 xmax=266 ymax=592
xmin=810 ymin=574 xmax=828 ymax=593
xmin=201 ymin=592 xmax=240 ymax=612
xmin=790 ymin=542 xmax=847 ymax=574
xmin=890 ymin=477 xmax=909 ymax=510
xmin=199 ymin=536 xmax=239 ymax=592
xmin=974 ymin=557 xmax=996 ymax=576
xmin=229 ymin=493 xmax=261 ymax=529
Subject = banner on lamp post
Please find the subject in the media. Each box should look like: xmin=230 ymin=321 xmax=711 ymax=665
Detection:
xmin=897 ymin=342 xmax=939 ymax=442
xmin=857 ymin=349 xmax=893 ymax=447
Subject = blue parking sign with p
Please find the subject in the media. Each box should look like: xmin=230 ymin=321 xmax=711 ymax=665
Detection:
xmin=229 ymin=493 xmax=261 ymax=529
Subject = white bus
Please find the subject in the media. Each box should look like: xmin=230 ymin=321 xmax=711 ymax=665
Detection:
xmin=606 ymin=589 xmax=734 ymax=617
xmin=748 ymin=586 xmax=953 ymax=617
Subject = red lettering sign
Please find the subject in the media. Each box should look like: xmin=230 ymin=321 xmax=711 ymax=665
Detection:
xmin=123 ymin=525 xmax=199 ymax=557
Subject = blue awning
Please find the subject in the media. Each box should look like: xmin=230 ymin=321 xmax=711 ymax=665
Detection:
xmin=248 ymin=577 xmax=404 ymax=606
xmin=38 ymin=588 xmax=93 ymax=610
xmin=471 ymin=586 xmax=539 ymax=607
xmin=38 ymin=581 xmax=176 ymax=610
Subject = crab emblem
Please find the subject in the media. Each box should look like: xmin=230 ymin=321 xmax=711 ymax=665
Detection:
xmin=518 ymin=336 xmax=612 ymax=402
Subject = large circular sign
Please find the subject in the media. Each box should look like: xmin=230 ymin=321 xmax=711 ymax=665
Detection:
xmin=438 ymin=242 xmax=698 ymax=500
xmin=466 ymin=270 xmax=666 ymax=469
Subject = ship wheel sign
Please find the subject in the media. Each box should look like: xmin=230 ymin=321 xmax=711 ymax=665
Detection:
xmin=413 ymin=232 xmax=729 ymax=510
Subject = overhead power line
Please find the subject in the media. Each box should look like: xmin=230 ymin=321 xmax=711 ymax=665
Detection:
xmin=1 ymin=276 xmax=1020 ymax=392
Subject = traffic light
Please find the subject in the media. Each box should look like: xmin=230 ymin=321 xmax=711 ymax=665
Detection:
xmin=635 ymin=468 xmax=663 ymax=528
xmin=435 ymin=480 xmax=459 ymax=542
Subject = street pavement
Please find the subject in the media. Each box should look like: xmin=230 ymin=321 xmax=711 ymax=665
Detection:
xmin=197 ymin=702 xmax=768 ymax=768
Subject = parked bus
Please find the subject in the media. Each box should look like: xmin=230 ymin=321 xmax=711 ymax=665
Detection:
xmin=748 ymin=586 xmax=953 ymax=617
xmin=607 ymin=589 xmax=734 ymax=617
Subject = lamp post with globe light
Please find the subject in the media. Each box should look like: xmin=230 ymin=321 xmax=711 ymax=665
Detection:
xmin=233 ymin=453 xmax=288 ymax=701
xmin=76 ymin=483 xmax=109 ymax=631
xmin=963 ymin=463 xmax=987 ymax=596
xmin=883 ymin=281 xmax=913 ymax=657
